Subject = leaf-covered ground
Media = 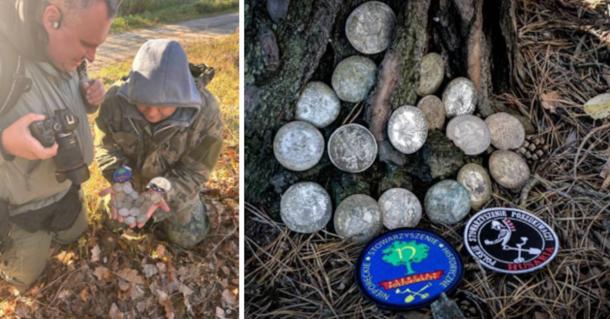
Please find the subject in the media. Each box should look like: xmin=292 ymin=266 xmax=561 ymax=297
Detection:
xmin=0 ymin=33 xmax=239 ymax=319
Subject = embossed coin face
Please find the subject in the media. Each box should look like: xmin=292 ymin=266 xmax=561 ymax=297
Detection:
xmin=388 ymin=105 xmax=428 ymax=154
xmin=328 ymin=123 xmax=378 ymax=173
xmin=417 ymin=95 xmax=446 ymax=130
xmin=416 ymin=53 xmax=445 ymax=96
xmin=295 ymin=81 xmax=341 ymax=128
xmin=442 ymin=77 xmax=477 ymax=117
xmin=485 ymin=112 xmax=526 ymax=150
xmin=425 ymin=180 xmax=471 ymax=225
xmin=446 ymin=115 xmax=491 ymax=155
xmin=489 ymin=150 xmax=530 ymax=189
xmin=345 ymin=1 xmax=396 ymax=54
xmin=457 ymin=163 xmax=492 ymax=210
xmin=379 ymin=188 xmax=422 ymax=229
xmin=334 ymin=194 xmax=382 ymax=243
xmin=273 ymin=121 xmax=325 ymax=171
xmin=280 ymin=182 xmax=333 ymax=233
xmin=331 ymin=56 xmax=377 ymax=103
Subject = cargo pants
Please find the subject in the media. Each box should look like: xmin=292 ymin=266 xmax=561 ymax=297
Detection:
xmin=0 ymin=205 xmax=87 ymax=292
xmin=104 ymin=194 xmax=210 ymax=249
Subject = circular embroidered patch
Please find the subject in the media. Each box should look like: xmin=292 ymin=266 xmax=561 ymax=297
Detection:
xmin=464 ymin=207 xmax=559 ymax=274
xmin=356 ymin=228 xmax=463 ymax=310
xmin=112 ymin=166 xmax=133 ymax=183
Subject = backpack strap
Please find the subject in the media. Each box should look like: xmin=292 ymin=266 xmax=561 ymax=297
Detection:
xmin=0 ymin=42 xmax=32 ymax=117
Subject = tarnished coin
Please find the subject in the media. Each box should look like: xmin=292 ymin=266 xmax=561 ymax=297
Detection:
xmin=273 ymin=121 xmax=325 ymax=171
xmin=442 ymin=77 xmax=477 ymax=117
xmin=485 ymin=112 xmax=525 ymax=150
xmin=122 ymin=182 xmax=134 ymax=194
xmin=328 ymin=123 xmax=377 ymax=173
xmin=334 ymin=194 xmax=382 ymax=243
xmin=295 ymin=81 xmax=341 ymax=128
xmin=489 ymin=150 xmax=530 ymax=189
xmin=457 ymin=163 xmax=492 ymax=210
xmin=125 ymin=216 xmax=136 ymax=225
xmin=446 ymin=115 xmax=491 ymax=155
xmin=118 ymin=207 xmax=130 ymax=217
xmin=378 ymin=188 xmax=422 ymax=229
xmin=331 ymin=56 xmax=377 ymax=103
xmin=280 ymin=182 xmax=332 ymax=233
xmin=345 ymin=1 xmax=396 ymax=55
xmin=129 ymin=191 xmax=139 ymax=199
xmin=129 ymin=207 xmax=140 ymax=216
xmin=416 ymin=53 xmax=445 ymax=96
xmin=417 ymin=95 xmax=446 ymax=130
xmin=387 ymin=105 xmax=428 ymax=154
xmin=425 ymin=180 xmax=471 ymax=225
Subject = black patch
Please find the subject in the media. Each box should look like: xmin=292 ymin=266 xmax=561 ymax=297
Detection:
xmin=464 ymin=207 xmax=559 ymax=274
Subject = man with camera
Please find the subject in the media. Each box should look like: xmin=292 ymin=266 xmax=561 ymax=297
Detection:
xmin=0 ymin=0 xmax=118 ymax=291
xmin=96 ymin=39 xmax=223 ymax=249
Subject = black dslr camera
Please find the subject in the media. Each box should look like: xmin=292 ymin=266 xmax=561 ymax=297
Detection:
xmin=29 ymin=109 xmax=90 ymax=185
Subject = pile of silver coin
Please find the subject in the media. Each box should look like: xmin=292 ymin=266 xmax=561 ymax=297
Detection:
xmin=274 ymin=1 xmax=532 ymax=241
xmin=111 ymin=167 xmax=171 ymax=226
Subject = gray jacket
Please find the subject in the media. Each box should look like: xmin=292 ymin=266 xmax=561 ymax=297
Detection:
xmin=0 ymin=0 xmax=94 ymax=215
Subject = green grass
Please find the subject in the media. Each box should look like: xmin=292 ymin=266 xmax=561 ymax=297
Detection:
xmin=111 ymin=0 xmax=238 ymax=33
xmin=84 ymin=33 xmax=239 ymax=218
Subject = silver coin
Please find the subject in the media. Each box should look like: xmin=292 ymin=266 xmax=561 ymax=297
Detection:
xmin=331 ymin=55 xmax=377 ymax=103
xmin=345 ymin=1 xmax=396 ymax=55
xmin=118 ymin=207 xmax=130 ymax=217
xmin=417 ymin=95 xmax=446 ymax=130
xmin=295 ymin=81 xmax=341 ymax=128
xmin=334 ymin=194 xmax=382 ymax=243
xmin=112 ymin=183 xmax=122 ymax=192
xmin=424 ymin=180 xmax=471 ymax=225
xmin=273 ymin=121 xmax=325 ymax=171
xmin=122 ymin=182 xmax=134 ymax=194
xmin=485 ymin=112 xmax=525 ymax=150
xmin=125 ymin=216 xmax=136 ymax=225
xmin=442 ymin=77 xmax=477 ymax=117
xmin=280 ymin=182 xmax=332 ymax=233
xmin=129 ymin=191 xmax=139 ymax=199
xmin=387 ymin=105 xmax=428 ymax=154
xmin=457 ymin=163 xmax=492 ymax=210
xmin=446 ymin=115 xmax=491 ymax=155
xmin=378 ymin=188 xmax=422 ymax=229
xmin=416 ymin=53 xmax=445 ymax=96
xmin=129 ymin=207 xmax=140 ymax=216
xmin=148 ymin=177 xmax=172 ymax=193
xmin=328 ymin=123 xmax=377 ymax=173
xmin=489 ymin=150 xmax=530 ymax=189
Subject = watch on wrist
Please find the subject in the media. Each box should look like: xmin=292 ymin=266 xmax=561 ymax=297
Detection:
xmin=0 ymin=128 xmax=15 ymax=161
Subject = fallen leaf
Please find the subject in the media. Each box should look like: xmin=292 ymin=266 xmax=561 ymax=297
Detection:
xmin=215 ymin=307 xmax=226 ymax=319
xmin=117 ymin=268 xmax=145 ymax=285
xmin=142 ymin=263 xmax=158 ymax=278
xmin=221 ymin=289 xmax=236 ymax=306
xmin=156 ymin=290 xmax=175 ymax=319
xmin=118 ymin=279 xmax=131 ymax=292
xmin=94 ymin=266 xmax=113 ymax=282
xmin=79 ymin=287 xmax=90 ymax=302
xmin=155 ymin=244 xmax=167 ymax=259
xmin=108 ymin=303 xmax=124 ymax=319
xmin=58 ymin=289 xmax=71 ymax=300
xmin=90 ymin=244 xmax=101 ymax=263
xmin=540 ymin=91 xmax=560 ymax=113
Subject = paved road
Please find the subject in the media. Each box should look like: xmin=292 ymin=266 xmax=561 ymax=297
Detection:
xmin=91 ymin=12 xmax=238 ymax=72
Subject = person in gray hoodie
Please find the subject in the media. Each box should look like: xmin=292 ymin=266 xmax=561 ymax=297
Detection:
xmin=96 ymin=39 xmax=223 ymax=249
xmin=0 ymin=0 xmax=117 ymax=291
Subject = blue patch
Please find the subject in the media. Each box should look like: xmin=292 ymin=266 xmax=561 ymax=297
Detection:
xmin=112 ymin=166 xmax=133 ymax=183
xmin=356 ymin=228 xmax=463 ymax=311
